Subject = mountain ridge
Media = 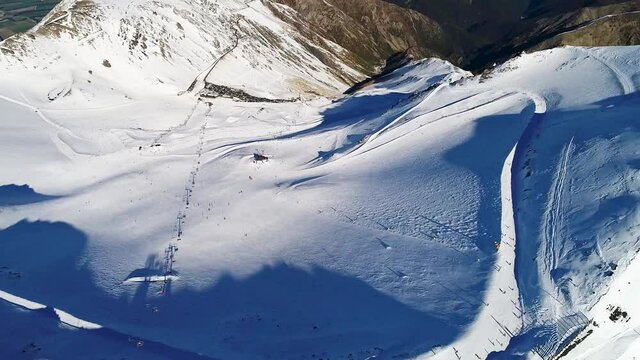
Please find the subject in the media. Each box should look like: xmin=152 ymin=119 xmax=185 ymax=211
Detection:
xmin=4 ymin=0 xmax=640 ymax=77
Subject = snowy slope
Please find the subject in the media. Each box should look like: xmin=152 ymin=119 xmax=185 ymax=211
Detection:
xmin=0 ymin=0 xmax=360 ymax=106
xmin=485 ymin=47 xmax=640 ymax=360
xmin=1 ymin=1 xmax=640 ymax=358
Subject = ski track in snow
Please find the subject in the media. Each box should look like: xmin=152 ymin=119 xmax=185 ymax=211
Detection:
xmin=151 ymin=100 xmax=202 ymax=145
xmin=0 ymin=94 xmax=88 ymax=159
xmin=577 ymin=48 xmax=634 ymax=95
xmin=355 ymin=91 xmax=521 ymax=159
xmin=368 ymin=81 xmax=447 ymax=141
xmin=427 ymin=90 xmax=548 ymax=359
xmin=541 ymin=136 xmax=574 ymax=303
xmin=0 ymin=93 xmax=76 ymax=137
xmin=428 ymin=146 xmax=523 ymax=359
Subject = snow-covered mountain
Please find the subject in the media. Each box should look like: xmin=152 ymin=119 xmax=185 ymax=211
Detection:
xmin=0 ymin=0 xmax=368 ymax=101
xmin=1 ymin=0 xmax=639 ymax=359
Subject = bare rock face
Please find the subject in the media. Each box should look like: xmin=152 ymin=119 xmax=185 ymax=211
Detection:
xmin=269 ymin=0 xmax=463 ymax=74
xmin=384 ymin=0 xmax=529 ymax=45
xmin=529 ymin=1 xmax=640 ymax=50
xmin=3 ymin=0 xmax=640 ymax=77
xmin=267 ymin=0 xmax=640 ymax=74
xmin=380 ymin=0 xmax=640 ymax=70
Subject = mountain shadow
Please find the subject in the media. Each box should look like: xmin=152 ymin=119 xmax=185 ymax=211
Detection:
xmin=0 ymin=184 xmax=59 ymax=206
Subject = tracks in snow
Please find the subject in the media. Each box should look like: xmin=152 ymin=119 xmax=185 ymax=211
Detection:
xmin=0 ymin=93 xmax=78 ymax=140
xmin=158 ymin=104 xmax=211 ymax=293
xmin=427 ymin=91 xmax=547 ymax=359
xmin=151 ymin=101 xmax=200 ymax=145
xmin=430 ymin=145 xmax=523 ymax=360
xmin=183 ymin=18 xmax=242 ymax=94
xmin=541 ymin=136 xmax=574 ymax=297
xmin=577 ymin=48 xmax=635 ymax=95
xmin=0 ymin=93 xmax=88 ymax=159
xmin=353 ymin=90 xmax=520 ymax=159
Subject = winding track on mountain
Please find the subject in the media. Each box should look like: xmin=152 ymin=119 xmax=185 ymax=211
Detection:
xmin=0 ymin=94 xmax=73 ymax=135
xmin=352 ymin=91 xmax=522 ymax=159
xmin=429 ymin=91 xmax=548 ymax=359
xmin=546 ymin=10 xmax=640 ymax=44
xmin=0 ymin=93 xmax=89 ymax=158
xmin=184 ymin=18 xmax=243 ymax=94
xmin=577 ymin=47 xmax=635 ymax=95
xmin=151 ymin=100 xmax=202 ymax=146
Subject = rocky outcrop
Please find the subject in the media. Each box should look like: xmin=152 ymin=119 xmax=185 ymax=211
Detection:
xmin=464 ymin=0 xmax=640 ymax=70
xmin=4 ymin=0 xmax=640 ymax=77
xmin=268 ymin=0 xmax=462 ymax=74
xmin=530 ymin=3 xmax=640 ymax=50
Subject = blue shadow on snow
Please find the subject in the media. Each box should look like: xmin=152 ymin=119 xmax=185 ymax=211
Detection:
xmin=0 ymin=184 xmax=59 ymax=206
xmin=0 ymin=219 xmax=458 ymax=359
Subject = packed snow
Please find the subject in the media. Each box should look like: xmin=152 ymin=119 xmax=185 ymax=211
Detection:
xmin=1 ymin=0 xmax=639 ymax=359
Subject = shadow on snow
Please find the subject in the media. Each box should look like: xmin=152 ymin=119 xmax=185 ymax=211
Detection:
xmin=0 ymin=220 xmax=210 ymax=359
xmin=0 ymin=220 xmax=457 ymax=359
xmin=0 ymin=184 xmax=60 ymax=206
xmin=491 ymin=92 xmax=640 ymax=358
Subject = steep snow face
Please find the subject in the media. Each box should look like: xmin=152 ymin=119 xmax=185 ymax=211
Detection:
xmin=482 ymin=47 xmax=640 ymax=359
xmin=0 ymin=0 xmax=360 ymax=103
xmin=1 ymin=3 xmax=639 ymax=357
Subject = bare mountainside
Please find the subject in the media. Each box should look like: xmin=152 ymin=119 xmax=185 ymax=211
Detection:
xmin=270 ymin=0 xmax=640 ymax=72
xmin=3 ymin=0 xmax=640 ymax=74
xmin=269 ymin=0 xmax=461 ymax=74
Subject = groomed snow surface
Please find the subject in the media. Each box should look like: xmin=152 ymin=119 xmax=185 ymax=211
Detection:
xmin=1 ymin=4 xmax=639 ymax=357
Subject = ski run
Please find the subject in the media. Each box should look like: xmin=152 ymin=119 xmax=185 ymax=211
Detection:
xmin=1 ymin=0 xmax=640 ymax=359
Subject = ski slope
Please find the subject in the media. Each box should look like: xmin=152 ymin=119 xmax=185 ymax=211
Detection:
xmin=1 ymin=1 xmax=639 ymax=358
